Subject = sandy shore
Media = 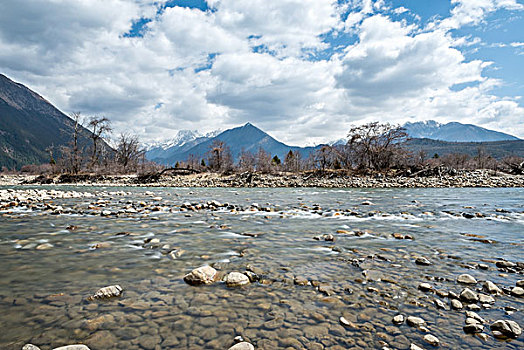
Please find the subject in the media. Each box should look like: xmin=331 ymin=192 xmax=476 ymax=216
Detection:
xmin=1 ymin=170 xmax=524 ymax=188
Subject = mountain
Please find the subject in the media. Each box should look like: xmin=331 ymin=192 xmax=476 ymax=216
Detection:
xmin=0 ymin=74 xmax=108 ymax=169
xmin=403 ymin=120 xmax=520 ymax=142
xmin=406 ymin=138 xmax=524 ymax=160
xmin=151 ymin=122 xmax=320 ymax=166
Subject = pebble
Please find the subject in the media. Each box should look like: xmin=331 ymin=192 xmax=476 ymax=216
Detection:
xmin=183 ymin=265 xmax=217 ymax=285
xmin=511 ymin=286 xmax=524 ymax=297
xmin=339 ymin=316 xmax=351 ymax=327
xmin=406 ymin=316 xmax=425 ymax=327
xmin=423 ymin=334 xmax=439 ymax=347
xmin=517 ymin=280 xmax=524 ymax=287
xmin=393 ymin=315 xmax=405 ymax=325
xmin=410 ymin=344 xmax=424 ymax=350
xmin=418 ymin=283 xmax=432 ymax=292
xmin=451 ymin=299 xmax=463 ymax=310
xmin=415 ymin=257 xmax=431 ymax=266
xmin=52 ymin=346 xmax=91 ymax=350
xmin=457 ymin=274 xmax=477 ymax=284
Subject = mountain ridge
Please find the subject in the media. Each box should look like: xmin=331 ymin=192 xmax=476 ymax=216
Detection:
xmin=0 ymin=74 xmax=110 ymax=169
xmin=402 ymin=120 xmax=519 ymax=142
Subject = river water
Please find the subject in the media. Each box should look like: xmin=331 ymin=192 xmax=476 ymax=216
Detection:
xmin=0 ymin=186 xmax=523 ymax=349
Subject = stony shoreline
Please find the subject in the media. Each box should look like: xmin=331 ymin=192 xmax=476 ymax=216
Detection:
xmin=1 ymin=169 xmax=524 ymax=188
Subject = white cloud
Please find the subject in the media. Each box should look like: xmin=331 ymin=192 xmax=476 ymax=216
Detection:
xmin=440 ymin=0 xmax=524 ymax=29
xmin=0 ymin=0 xmax=523 ymax=146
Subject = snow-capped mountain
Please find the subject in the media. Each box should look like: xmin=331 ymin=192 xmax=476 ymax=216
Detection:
xmin=403 ymin=120 xmax=519 ymax=142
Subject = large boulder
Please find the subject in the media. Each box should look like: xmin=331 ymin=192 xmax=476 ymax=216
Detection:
xmin=183 ymin=266 xmax=217 ymax=285
xmin=490 ymin=320 xmax=521 ymax=339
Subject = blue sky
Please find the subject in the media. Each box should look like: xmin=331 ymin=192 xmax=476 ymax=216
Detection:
xmin=0 ymin=0 xmax=523 ymax=145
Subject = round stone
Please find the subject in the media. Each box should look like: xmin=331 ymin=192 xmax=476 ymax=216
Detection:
xmin=228 ymin=342 xmax=255 ymax=350
xmin=406 ymin=316 xmax=425 ymax=327
xmin=226 ymin=272 xmax=250 ymax=287
xmin=457 ymin=274 xmax=477 ymax=284
xmin=183 ymin=265 xmax=217 ymax=285
xmin=423 ymin=334 xmax=439 ymax=346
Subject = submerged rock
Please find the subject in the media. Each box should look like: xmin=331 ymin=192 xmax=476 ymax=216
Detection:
xmin=184 ymin=266 xmax=217 ymax=285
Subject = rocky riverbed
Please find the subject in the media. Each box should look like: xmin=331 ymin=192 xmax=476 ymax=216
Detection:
xmin=2 ymin=169 xmax=524 ymax=188
xmin=0 ymin=186 xmax=522 ymax=349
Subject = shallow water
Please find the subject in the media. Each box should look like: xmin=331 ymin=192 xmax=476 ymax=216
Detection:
xmin=0 ymin=186 xmax=523 ymax=349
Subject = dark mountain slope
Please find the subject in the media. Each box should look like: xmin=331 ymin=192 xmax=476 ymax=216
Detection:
xmin=0 ymin=74 xmax=102 ymax=169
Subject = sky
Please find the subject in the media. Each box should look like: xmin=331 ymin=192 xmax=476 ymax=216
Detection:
xmin=0 ymin=0 xmax=523 ymax=146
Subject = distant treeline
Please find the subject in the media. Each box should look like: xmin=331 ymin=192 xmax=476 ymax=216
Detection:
xmin=4 ymin=121 xmax=524 ymax=176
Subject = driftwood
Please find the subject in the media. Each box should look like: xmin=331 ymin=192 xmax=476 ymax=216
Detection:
xmin=505 ymin=161 xmax=524 ymax=175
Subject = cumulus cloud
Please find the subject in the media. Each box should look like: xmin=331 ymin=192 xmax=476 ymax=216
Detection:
xmin=0 ymin=0 xmax=523 ymax=145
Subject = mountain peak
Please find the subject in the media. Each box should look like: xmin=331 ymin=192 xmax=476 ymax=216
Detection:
xmin=403 ymin=120 xmax=519 ymax=142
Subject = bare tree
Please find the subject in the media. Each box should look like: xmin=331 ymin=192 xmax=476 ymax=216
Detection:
xmin=346 ymin=122 xmax=408 ymax=171
xmin=237 ymin=149 xmax=256 ymax=172
xmin=207 ymin=140 xmax=233 ymax=172
xmin=115 ymin=132 xmax=143 ymax=172
xmin=59 ymin=112 xmax=84 ymax=174
xmin=88 ymin=116 xmax=112 ymax=169
xmin=255 ymin=147 xmax=272 ymax=173
xmin=313 ymin=145 xmax=337 ymax=171
xmin=186 ymin=153 xmax=201 ymax=171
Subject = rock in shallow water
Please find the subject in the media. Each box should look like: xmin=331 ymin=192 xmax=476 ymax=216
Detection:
xmin=511 ymin=286 xmax=524 ymax=297
xmin=457 ymin=274 xmax=477 ymax=284
xmin=227 ymin=342 xmax=254 ymax=350
xmin=183 ymin=265 xmax=217 ymax=285
xmin=225 ymin=272 xmax=250 ymax=287
xmin=406 ymin=316 xmax=425 ymax=327
xmin=53 ymin=346 xmax=91 ymax=350
xmin=483 ymin=281 xmax=502 ymax=295
xmin=415 ymin=257 xmax=431 ymax=266
xmin=459 ymin=288 xmax=478 ymax=303
xmin=89 ymin=285 xmax=122 ymax=300
xmin=423 ymin=334 xmax=439 ymax=346
xmin=22 ymin=345 xmax=41 ymax=350
xmin=490 ymin=320 xmax=522 ymax=338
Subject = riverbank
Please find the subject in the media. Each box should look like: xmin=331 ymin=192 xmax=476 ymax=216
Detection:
xmin=1 ymin=169 xmax=524 ymax=188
